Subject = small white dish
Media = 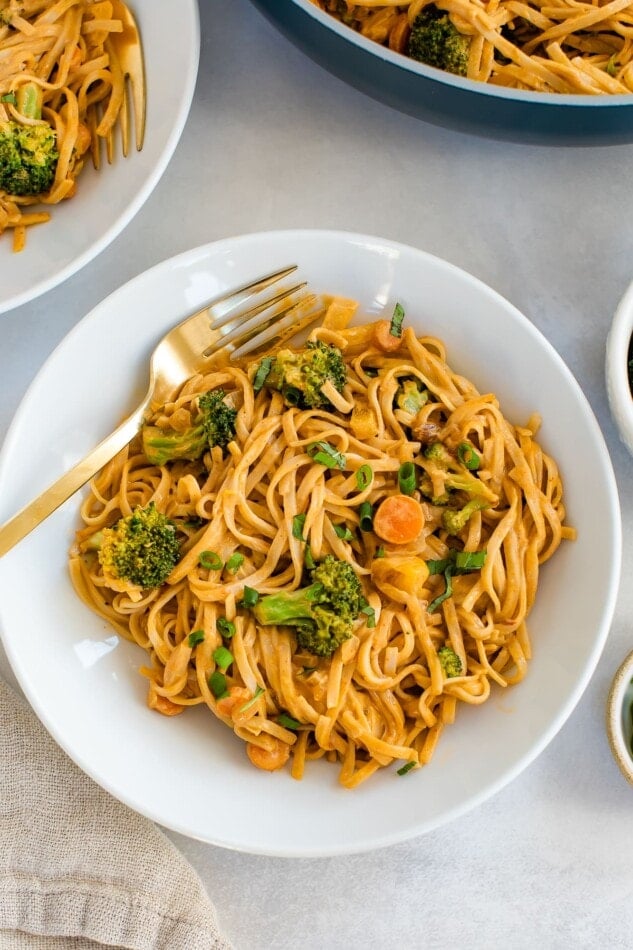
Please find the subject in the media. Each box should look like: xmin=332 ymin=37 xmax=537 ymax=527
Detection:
xmin=0 ymin=0 xmax=200 ymax=315
xmin=606 ymin=281 xmax=633 ymax=456
xmin=606 ymin=649 xmax=633 ymax=785
xmin=0 ymin=230 xmax=622 ymax=856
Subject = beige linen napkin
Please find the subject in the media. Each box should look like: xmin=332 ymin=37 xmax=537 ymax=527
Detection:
xmin=0 ymin=678 xmax=232 ymax=950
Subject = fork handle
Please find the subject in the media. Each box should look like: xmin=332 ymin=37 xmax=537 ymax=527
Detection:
xmin=0 ymin=405 xmax=146 ymax=558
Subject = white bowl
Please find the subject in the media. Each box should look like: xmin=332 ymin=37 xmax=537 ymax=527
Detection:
xmin=606 ymin=649 xmax=633 ymax=785
xmin=606 ymin=282 xmax=633 ymax=457
xmin=0 ymin=230 xmax=622 ymax=856
xmin=0 ymin=0 xmax=200 ymax=315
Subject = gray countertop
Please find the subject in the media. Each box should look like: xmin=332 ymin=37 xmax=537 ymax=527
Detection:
xmin=2 ymin=1 xmax=633 ymax=947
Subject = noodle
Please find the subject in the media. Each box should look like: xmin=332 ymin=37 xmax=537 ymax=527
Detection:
xmin=313 ymin=0 xmax=633 ymax=94
xmin=0 ymin=0 xmax=140 ymax=251
xmin=69 ymin=298 xmax=574 ymax=787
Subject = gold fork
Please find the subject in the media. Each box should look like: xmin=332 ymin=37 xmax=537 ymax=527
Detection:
xmin=0 ymin=266 xmax=324 ymax=558
xmin=90 ymin=0 xmax=146 ymax=167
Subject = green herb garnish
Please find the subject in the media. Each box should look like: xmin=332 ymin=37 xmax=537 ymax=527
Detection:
xmin=307 ymin=441 xmax=346 ymax=469
xmin=277 ymin=712 xmax=302 ymax=730
xmin=292 ymin=513 xmax=306 ymax=540
xmin=188 ymin=629 xmax=205 ymax=647
xmin=427 ymin=549 xmax=487 ymax=613
xmin=361 ymin=603 xmax=376 ymax=628
xmin=238 ymin=685 xmax=265 ymax=712
xmin=334 ymin=523 xmax=354 ymax=541
xmin=390 ymin=302 xmax=405 ymax=338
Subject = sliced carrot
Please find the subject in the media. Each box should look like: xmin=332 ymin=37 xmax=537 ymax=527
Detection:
xmin=373 ymin=494 xmax=425 ymax=545
xmin=373 ymin=319 xmax=403 ymax=352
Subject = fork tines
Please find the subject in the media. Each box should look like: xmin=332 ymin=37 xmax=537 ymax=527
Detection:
xmin=200 ymin=266 xmax=324 ymax=360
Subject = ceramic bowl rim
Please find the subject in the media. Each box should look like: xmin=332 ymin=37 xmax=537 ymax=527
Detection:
xmin=606 ymin=281 xmax=633 ymax=456
xmin=606 ymin=648 xmax=633 ymax=784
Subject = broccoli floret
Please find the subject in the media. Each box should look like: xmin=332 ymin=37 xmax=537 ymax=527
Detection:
xmin=142 ymin=388 xmax=237 ymax=465
xmin=252 ymin=555 xmax=364 ymax=657
xmin=90 ymin=502 xmax=181 ymax=588
xmin=396 ymin=379 xmax=429 ymax=415
xmin=423 ymin=441 xmax=496 ymax=501
xmin=438 ymin=645 xmax=463 ymax=677
xmin=259 ymin=340 xmax=347 ymax=409
xmin=199 ymin=389 xmax=238 ymax=449
xmin=419 ymin=473 xmax=451 ymax=505
xmin=408 ymin=8 xmax=470 ymax=77
xmin=442 ymin=497 xmax=489 ymax=535
xmin=0 ymin=83 xmax=58 ymax=196
xmin=424 ymin=441 xmax=451 ymax=464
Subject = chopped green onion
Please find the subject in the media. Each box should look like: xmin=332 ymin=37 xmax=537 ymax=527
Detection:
xmin=301 ymin=665 xmax=318 ymax=675
xmin=225 ymin=552 xmax=244 ymax=574
xmin=397 ymin=761 xmax=416 ymax=776
xmin=364 ymin=366 xmax=379 ymax=378
xmin=375 ymin=546 xmax=386 ymax=558
xmin=1 ymin=92 xmax=16 ymax=104
xmin=355 ymin=464 xmax=373 ymax=491
xmin=253 ymin=357 xmax=273 ymax=392
xmin=188 ymin=629 xmax=205 ymax=647
xmin=212 ymin=645 xmax=234 ymax=670
xmin=292 ymin=513 xmax=306 ymax=540
xmin=334 ymin=523 xmax=354 ymax=541
xmin=217 ymin=617 xmax=236 ymax=639
xmin=398 ymin=461 xmax=417 ymax=496
xmin=361 ymin=603 xmax=376 ymax=628
xmin=16 ymin=83 xmax=39 ymax=118
xmin=304 ymin=548 xmax=316 ymax=570
xmin=238 ymin=685 xmax=265 ymax=712
xmin=359 ymin=501 xmax=374 ymax=532
xmin=457 ymin=441 xmax=480 ymax=471
xmin=307 ymin=441 xmax=346 ymax=469
xmin=208 ymin=670 xmax=229 ymax=699
xmin=277 ymin=712 xmax=302 ymax=730
xmin=199 ymin=550 xmax=223 ymax=570
xmin=284 ymin=386 xmax=303 ymax=406
xmin=239 ymin=586 xmax=260 ymax=608
xmin=389 ymin=302 xmax=405 ymax=338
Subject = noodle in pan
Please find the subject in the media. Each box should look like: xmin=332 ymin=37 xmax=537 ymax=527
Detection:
xmin=69 ymin=297 xmax=574 ymax=788
xmin=0 ymin=0 xmax=139 ymax=251
xmin=313 ymin=0 xmax=633 ymax=94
